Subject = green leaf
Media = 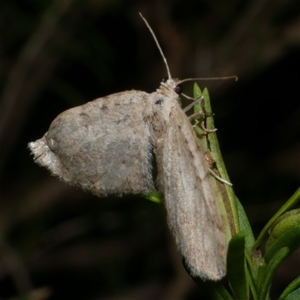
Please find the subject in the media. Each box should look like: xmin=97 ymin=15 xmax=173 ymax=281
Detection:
xmin=236 ymin=197 xmax=255 ymax=255
xmin=266 ymin=209 xmax=300 ymax=250
xmin=227 ymin=232 xmax=249 ymax=300
xmin=279 ymin=276 xmax=300 ymax=300
xmin=236 ymin=197 xmax=258 ymax=299
xmin=201 ymin=86 xmax=239 ymax=233
xmin=285 ymin=288 xmax=300 ymax=300
xmin=245 ymin=262 xmax=258 ymax=300
xmin=254 ymin=188 xmax=300 ymax=249
xmin=143 ymin=189 xmax=163 ymax=204
xmin=264 ymin=224 xmax=300 ymax=263
xmin=256 ymin=260 xmax=268 ymax=293
xmin=192 ymin=83 xmax=239 ymax=243
xmin=258 ymin=247 xmax=290 ymax=300
xmin=192 ymin=84 xmax=209 ymax=150
xmin=193 ymin=278 xmax=233 ymax=300
xmin=193 ymin=82 xmax=202 ymax=111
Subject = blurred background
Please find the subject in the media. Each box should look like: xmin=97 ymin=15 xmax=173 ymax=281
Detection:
xmin=1 ymin=0 xmax=299 ymax=299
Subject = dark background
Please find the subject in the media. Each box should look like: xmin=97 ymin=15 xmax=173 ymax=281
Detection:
xmin=1 ymin=0 xmax=299 ymax=299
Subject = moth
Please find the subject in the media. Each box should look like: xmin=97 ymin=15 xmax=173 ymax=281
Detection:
xmin=28 ymin=13 xmax=229 ymax=280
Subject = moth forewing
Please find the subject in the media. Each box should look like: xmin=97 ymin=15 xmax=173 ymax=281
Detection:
xmin=148 ymin=87 xmax=226 ymax=280
xmin=29 ymin=91 xmax=155 ymax=196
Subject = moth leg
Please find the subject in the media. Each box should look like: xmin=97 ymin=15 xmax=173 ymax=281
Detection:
xmin=205 ymin=151 xmax=233 ymax=186
xmin=182 ymin=93 xmax=231 ymax=186
xmin=182 ymin=94 xmax=203 ymax=113
xmin=189 ymin=110 xmax=217 ymax=133
xmin=182 ymin=93 xmax=230 ymax=186
xmin=182 ymin=95 xmax=216 ymax=133
xmin=182 ymin=94 xmax=213 ymax=117
xmin=209 ymin=168 xmax=232 ymax=186
xmin=189 ymin=110 xmax=204 ymax=121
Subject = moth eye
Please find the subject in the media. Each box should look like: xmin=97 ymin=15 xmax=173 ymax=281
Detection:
xmin=162 ymin=77 xmax=168 ymax=83
xmin=175 ymin=84 xmax=183 ymax=94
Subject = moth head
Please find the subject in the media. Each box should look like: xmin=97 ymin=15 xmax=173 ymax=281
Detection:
xmin=162 ymin=77 xmax=183 ymax=95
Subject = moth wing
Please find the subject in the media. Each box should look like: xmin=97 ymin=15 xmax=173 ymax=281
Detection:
xmin=28 ymin=91 xmax=154 ymax=196
xmin=157 ymin=108 xmax=226 ymax=280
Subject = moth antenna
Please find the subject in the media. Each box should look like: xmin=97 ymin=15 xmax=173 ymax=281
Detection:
xmin=139 ymin=13 xmax=172 ymax=80
xmin=178 ymin=76 xmax=238 ymax=85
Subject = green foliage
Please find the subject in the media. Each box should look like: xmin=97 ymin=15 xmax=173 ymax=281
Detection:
xmin=189 ymin=83 xmax=300 ymax=300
